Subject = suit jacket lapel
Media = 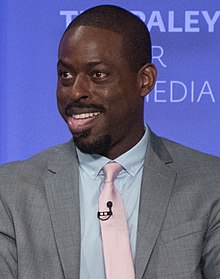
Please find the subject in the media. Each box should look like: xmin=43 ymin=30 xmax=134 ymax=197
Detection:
xmin=135 ymin=131 xmax=176 ymax=279
xmin=44 ymin=141 xmax=80 ymax=279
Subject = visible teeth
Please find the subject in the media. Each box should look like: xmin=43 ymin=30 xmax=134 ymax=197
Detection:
xmin=73 ymin=112 xmax=100 ymax=119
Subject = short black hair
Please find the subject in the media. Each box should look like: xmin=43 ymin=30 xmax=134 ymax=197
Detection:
xmin=62 ymin=5 xmax=152 ymax=72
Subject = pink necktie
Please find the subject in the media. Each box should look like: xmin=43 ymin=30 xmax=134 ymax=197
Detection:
xmin=98 ymin=162 xmax=135 ymax=279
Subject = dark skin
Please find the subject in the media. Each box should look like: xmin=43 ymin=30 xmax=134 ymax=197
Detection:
xmin=57 ymin=26 xmax=157 ymax=159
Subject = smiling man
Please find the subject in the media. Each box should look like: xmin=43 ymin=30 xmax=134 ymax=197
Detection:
xmin=1 ymin=5 xmax=220 ymax=279
xmin=56 ymin=18 xmax=155 ymax=159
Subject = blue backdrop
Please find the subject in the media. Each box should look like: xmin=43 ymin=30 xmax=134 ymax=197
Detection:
xmin=1 ymin=0 xmax=220 ymax=164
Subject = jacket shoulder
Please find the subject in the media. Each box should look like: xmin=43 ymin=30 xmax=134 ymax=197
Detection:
xmin=160 ymin=137 xmax=220 ymax=172
xmin=0 ymin=141 xmax=75 ymax=190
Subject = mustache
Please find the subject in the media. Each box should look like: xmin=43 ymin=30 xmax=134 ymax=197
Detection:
xmin=65 ymin=101 xmax=105 ymax=116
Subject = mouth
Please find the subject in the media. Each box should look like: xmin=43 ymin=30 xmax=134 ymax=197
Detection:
xmin=64 ymin=101 xmax=105 ymax=135
xmin=67 ymin=111 xmax=101 ymax=135
xmin=72 ymin=111 xmax=101 ymax=119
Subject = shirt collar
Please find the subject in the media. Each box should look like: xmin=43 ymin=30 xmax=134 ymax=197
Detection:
xmin=76 ymin=125 xmax=149 ymax=179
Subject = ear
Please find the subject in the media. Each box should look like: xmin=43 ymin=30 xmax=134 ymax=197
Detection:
xmin=138 ymin=64 xmax=157 ymax=97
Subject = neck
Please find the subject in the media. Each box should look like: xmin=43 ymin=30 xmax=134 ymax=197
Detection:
xmin=103 ymin=126 xmax=145 ymax=160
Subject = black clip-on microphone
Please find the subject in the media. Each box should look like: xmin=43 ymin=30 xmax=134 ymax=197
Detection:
xmin=97 ymin=201 xmax=113 ymax=221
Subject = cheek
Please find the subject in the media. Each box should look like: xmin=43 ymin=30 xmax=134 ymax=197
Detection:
xmin=56 ymin=88 xmax=68 ymax=117
xmin=109 ymin=88 xmax=134 ymax=112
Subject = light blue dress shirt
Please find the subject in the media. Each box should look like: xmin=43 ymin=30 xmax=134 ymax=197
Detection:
xmin=77 ymin=127 xmax=149 ymax=279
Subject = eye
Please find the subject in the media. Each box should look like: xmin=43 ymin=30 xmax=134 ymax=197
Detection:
xmin=60 ymin=71 xmax=73 ymax=80
xmin=92 ymin=71 xmax=107 ymax=79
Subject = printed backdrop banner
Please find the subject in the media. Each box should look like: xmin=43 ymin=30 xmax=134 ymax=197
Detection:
xmin=1 ymin=0 xmax=220 ymax=163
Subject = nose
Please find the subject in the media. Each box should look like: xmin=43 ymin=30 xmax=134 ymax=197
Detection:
xmin=71 ymin=74 xmax=91 ymax=102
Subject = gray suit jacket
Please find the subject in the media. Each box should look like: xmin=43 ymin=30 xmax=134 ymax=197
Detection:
xmin=1 ymin=130 xmax=220 ymax=278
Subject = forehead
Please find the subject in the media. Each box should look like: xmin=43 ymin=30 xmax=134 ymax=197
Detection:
xmin=58 ymin=26 xmax=124 ymax=64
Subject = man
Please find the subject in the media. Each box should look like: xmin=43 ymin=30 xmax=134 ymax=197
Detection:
xmin=0 ymin=5 xmax=220 ymax=279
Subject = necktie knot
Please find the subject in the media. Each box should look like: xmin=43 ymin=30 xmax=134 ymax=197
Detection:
xmin=103 ymin=162 xmax=122 ymax=184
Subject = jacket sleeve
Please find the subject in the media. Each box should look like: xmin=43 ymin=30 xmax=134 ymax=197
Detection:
xmin=202 ymin=196 xmax=220 ymax=278
xmin=0 ymin=163 xmax=18 ymax=279
xmin=0 ymin=195 xmax=17 ymax=278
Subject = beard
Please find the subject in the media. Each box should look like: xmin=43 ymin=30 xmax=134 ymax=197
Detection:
xmin=73 ymin=129 xmax=112 ymax=156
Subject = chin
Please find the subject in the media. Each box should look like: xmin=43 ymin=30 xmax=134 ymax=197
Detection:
xmin=73 ymin=133 xmax=112 ymax=156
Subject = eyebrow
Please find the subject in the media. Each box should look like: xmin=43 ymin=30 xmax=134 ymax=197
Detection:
xmin=57 ymin=59 xmax=112 ymax=70
xmin=57 ymin=60 xmax=72 ymax=69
